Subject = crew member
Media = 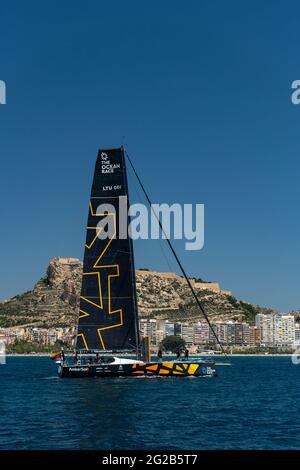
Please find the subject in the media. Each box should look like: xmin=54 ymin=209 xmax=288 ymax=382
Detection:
xmin=157 ymin=349 xmax=163 ymax=362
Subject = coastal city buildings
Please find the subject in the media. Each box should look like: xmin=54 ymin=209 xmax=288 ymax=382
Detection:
xmin=249 ymin=326 xmax=261 ymax=347
xmin=256 ymin=313 xmax=296 ymax=348
xmin=193 ymin=322 xmax=210 ymax=345
xmin=165 ymin=321 xmax=175 ymax=337
xmin=295 ymin=324 xmax=300 ymax=346
xmin=0 ymin=329 xmax=15 ymax=346
xmin=274 ymin=314 xmax=295 ymax=347
xmin=181 ymin=324 xmax=194 ymax=345
xmin=256 ymin=314 xmax=275 ymax=346
xmin=0 ymin=314 xmax=298 ymax=351
xmin=0 ymin=327 xmax=76 ymax=348
xmin=138 ymin=314 xmax=299 ymax=351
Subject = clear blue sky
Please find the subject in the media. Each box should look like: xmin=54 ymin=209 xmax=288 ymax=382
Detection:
xmin=1 ymin=0 xmax=300 ymax=311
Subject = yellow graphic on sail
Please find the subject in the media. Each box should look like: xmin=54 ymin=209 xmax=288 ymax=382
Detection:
xmin=77 ymin=201 xmax=123 ymax=350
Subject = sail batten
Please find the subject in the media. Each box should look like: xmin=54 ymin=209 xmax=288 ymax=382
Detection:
xmin=76 ymin=148 xmax=139 ymax=352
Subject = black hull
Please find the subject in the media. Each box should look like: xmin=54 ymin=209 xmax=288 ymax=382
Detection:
xmin=58 ymin=361 xmax=217 ymax=378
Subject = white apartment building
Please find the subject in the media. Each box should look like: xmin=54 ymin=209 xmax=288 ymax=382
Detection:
xmin=156 ymin=319 xmax=166 ymax=346
xmin=139 ymin=318 xmax=157 ymax=344
xmin=274 ymin=314 xmax=295 ymax=347
xmin=181 ymin=323 xmax=194 ymax=345
xmin=294 ymin=323 xmax=300 ymax=346
xmin=256 ymin=314 xmax=275 ymax=346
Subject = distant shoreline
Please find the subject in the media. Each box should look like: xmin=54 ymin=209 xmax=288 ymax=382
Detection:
xmin=4 ymin=353 xmax=296 ymax=358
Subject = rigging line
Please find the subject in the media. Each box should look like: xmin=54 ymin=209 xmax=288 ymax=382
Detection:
xmin=128 ymin=162 xmax=176 ymax=276
xmin=125 ymin=149 xmax=229 ymax=360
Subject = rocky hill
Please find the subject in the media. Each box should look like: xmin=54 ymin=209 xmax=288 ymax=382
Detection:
xmin=0 ymin=258 xmax=277 ymax=328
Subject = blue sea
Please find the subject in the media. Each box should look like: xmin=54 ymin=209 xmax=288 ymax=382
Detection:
xmin=1 ymin=356 xmax=300 ymax=450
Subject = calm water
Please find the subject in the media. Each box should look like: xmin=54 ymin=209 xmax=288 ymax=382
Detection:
xmin=0 ymin=356 xmax=300 ymax=450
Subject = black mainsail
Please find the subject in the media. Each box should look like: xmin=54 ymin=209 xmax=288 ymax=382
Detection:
xmin=76 ymin=147 xmax=139 ymax=353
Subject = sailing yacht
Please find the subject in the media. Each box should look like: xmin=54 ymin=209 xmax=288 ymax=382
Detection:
xmin=57 ymin=147 xmax=220 ymax=378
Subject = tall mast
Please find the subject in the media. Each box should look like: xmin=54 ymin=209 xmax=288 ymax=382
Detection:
xmin=121 ymin=147 xmax=141 ymax=359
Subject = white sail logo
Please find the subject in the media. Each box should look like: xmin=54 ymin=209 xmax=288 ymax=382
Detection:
xmin=101 ymin=152 xmax=120 ymax=174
